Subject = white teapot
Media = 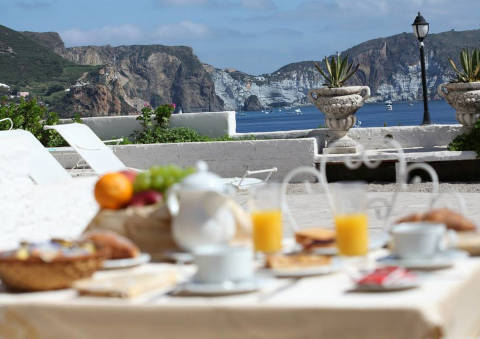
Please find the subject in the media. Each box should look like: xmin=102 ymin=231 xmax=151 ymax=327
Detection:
xmin=166 ymin=161 xmax=237 ymax=252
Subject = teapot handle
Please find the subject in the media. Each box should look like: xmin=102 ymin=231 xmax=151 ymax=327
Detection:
xmin=166 ymin=184 xmax=180 ymax=217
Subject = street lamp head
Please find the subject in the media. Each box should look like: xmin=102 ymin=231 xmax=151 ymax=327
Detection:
xmin=412 ymin=12 xmax=429 ymax=41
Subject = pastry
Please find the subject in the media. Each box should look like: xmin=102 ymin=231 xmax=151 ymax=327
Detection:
xmin=83 ymin=231 xmax=140 ymax=259
xmin=295 ymin=228 xmax=336 ymax=250
xmin=0 ymin=239 xmax=105 ymax=291
xmin=266 ymin=253 xmax=331 ymax=270
xmin=396 ymin=208 xmax=476 ymax=232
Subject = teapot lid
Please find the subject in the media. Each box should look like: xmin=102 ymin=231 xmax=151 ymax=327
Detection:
xmin=180 ymin=161 xmax=225 ymax=192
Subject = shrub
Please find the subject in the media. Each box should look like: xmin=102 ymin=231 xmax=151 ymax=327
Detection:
xmin=0 ymin=97 xmax=66 ymax=147
xmin=447 ymin=120 xmax=480 ymax=157
xmin=448 ymin=49 xmax=480 ymax=83
xmin=314 ymin=54 xmax=359 ymax=88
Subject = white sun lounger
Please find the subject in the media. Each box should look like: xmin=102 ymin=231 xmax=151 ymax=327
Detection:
xmin=222 ymin=167 xmax=277 ymax=191
xmin=44 ymin=123 xmax=128 ymax=174
xmin=0 ymin=128 xmax=71 ymax=184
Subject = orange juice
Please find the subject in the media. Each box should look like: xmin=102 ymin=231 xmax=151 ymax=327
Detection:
xmin=252 ymin=209 xmax=283 ymax=253
xmin=334 ymin=213 xmax=368 ymax=256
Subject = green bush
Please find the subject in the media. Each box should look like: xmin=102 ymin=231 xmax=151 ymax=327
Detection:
xmin=447 ymin=120 xmax=480 ymax=157
xmin=129 ymin=103 xmax=255 ymax=144
xmin=0 ymin=96 xmax=66 ymax=147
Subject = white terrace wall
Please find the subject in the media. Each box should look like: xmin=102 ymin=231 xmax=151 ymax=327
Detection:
xmin=51 ymin=138 xmax=318 ymax=182
xmin=234 ymin=124 xmax=466 ymax=150
xmin=59 ymin=111 xmax=236 ymax=139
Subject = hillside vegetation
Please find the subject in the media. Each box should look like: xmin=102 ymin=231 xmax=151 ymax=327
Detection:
xmin=0 ymin=25 xmax=99 ymax=98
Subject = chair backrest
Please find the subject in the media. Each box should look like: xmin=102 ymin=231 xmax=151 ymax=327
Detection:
xmin=45 ymin=123 xmax=126 ymax=174
xmin=0 ymin=129 xmax=71 ymax=184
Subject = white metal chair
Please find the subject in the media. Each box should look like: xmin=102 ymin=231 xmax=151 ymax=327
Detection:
xmin=222 ymin=167 xmax=277 ymax=191
xmin=44 ymin=123 xmax=131 ymax=174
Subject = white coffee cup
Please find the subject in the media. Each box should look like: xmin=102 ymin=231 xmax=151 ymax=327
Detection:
xmin=391 ymin=222 xmax=447 ymax=259
xmin=193 ymin=245 xmax=254 ymax=284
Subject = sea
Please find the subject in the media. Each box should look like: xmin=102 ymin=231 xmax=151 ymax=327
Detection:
xmin=236 ymin=100 xmax=456 ymax=133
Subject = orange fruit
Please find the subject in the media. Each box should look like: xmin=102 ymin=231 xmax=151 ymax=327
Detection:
xmin=94 ymin=172 xmax=134 ymax=209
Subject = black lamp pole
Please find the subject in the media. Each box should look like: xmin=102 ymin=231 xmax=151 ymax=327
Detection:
xmin=412 ymin=12 xmax=431 ymax=125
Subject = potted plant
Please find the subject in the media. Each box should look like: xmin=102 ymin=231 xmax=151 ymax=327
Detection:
xmin=308 ymin=54 xmax=370 ymax=153
xmin=438 ymin=48 xmax=480 ymax=127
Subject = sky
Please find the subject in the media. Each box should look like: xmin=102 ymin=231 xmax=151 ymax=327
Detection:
xmin=1 ymin=0 xmax=480 ymax=74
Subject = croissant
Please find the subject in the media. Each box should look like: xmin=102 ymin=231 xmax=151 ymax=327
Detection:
xmin=396 ymin=208 xmax=476 ymax=232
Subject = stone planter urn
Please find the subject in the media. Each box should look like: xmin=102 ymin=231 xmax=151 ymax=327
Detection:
xmin=307 ymin=86 xmax=370 ymax=153
xmin=438 ymin=82 xmax=480 ymax=127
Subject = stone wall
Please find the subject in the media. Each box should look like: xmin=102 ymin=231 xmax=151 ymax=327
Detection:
xmin=59 ymin=111 xmax=236 ymax=139
xmin=234 ymin=124 xmax=466 ymax=150
xmin=51 ymin=138 xmax=318 ymax=182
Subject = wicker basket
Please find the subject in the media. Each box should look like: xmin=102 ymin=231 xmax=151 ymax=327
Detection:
xmin=85 ymin=203 xmax=178 ymax=261
xmin=0 ymin=254 xmax=104 ymax=291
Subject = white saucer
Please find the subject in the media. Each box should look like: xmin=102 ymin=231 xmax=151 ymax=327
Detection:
xmin=311 ymin=232 xmax=390 ymax=255
xmin=162 ymin=251 xmax=194 ymax=264
xmin=263 ymin=258 xmax=341 ymax=278
xmin=377 ymin=250 xmax=468 ymax=270
xmin=102 ymin=253 xmax=151 ymax=270
xmin=182 ymin=278 xmax=261 ymax=296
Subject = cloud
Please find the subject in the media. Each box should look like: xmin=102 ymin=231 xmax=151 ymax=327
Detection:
xmin=154 ymin=0 xmax=276 ymax=10
xmin=61 ymin=25 xmax=143 ymax=46
xmin=240 ymin=0 xmax=276 ymax=10
xmin=153 ymin=21 xmax=212 ymax=41
xmin=14 ymin=0 xmax=55 ymax=9
xmin=61 ymin=21 xmax=213 ymax=47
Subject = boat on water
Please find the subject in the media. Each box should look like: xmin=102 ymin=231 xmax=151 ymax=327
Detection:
xmin=385 ymin=100 xmax=393 ymax=111
xmin=294 ymin=108 xmax=302 ymax=115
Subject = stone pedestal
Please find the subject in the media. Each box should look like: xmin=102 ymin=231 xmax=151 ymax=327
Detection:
xmin=308 ymin=86 xmax=370 ymax=154
xmin=438 ymin=82 xmax=480 ymax=128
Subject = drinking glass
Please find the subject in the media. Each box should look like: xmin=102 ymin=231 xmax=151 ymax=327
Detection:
xmin=332 ymin=181 xmax=369 ymax=256
xmin=249 ymin=183 xmax=283 ymax=254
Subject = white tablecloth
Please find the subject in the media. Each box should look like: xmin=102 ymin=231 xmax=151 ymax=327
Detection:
xmin=1 ymin=258 xmax=480 ymax=339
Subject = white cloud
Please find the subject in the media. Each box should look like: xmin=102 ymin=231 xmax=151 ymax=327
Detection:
xmin=61 ymin=24 xmax=143 ymax=46
xmin=241 ymin=0 xmax=276 ymax=10
xmin=60 ymin=21 xmax=212 ymax=47
xmin=155 ymin=0 xmax=276 ymax=10
xmin=155 ymin=0 xmax=208 ymax=5
xmin=153 ymin=21 xmax=212 ymax=41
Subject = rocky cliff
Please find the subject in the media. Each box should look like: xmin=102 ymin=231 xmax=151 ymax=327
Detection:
xmin=22 ymin=31 xmax=224 ymax=116
xmin=207 ymin=29 xmax=480 ymax=110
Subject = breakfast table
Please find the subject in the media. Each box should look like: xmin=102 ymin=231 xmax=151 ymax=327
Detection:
xmin=0 ymin=258 xmax=480 ymax=339
xmin=0 ymin=190 xmax=480 ymax=339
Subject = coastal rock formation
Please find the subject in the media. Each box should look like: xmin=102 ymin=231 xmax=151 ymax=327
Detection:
xmin=208 ymin=30 xmax=480 ymax=110
xmin=56 ymin=45 xmax=224 ymax=114
xmin=242 ymin=95 xmax=263 ymax=111
xmin=21 ymin=31 xmax=224 ymax=116
xmin=20 ymin=31 xmax=65 ymax=55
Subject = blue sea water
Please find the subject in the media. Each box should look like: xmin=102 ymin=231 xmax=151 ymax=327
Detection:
xmin=236 ymin=100 xmax=457 ymax=133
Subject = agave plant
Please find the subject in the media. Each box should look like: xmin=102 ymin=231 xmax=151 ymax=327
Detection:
xmin=448 ymin=48 xmax=480 ymax=83
xmin=314 ymin=54 xmax=359 ymax=88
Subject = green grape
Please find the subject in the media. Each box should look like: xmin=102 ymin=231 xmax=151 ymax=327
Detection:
xmin=133 ymin=172 xmax=151 ymax=192
xmin=151 ymin=174 xmax=165 ymax=192
xmin=149 ymin=165 xmax=165 ymax=177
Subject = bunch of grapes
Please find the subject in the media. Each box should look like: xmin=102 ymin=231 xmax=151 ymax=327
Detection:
xmin=133 ymin=165 xmax=195 ymax=194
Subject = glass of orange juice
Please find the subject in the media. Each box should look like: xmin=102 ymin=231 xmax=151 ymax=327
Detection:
xmin=332 ymin=182 xmax=368 ymax=256
xmin=249 ymin=184 xmax=283 ymax=254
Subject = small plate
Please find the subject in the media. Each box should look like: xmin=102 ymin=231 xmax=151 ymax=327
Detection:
xmin=181 ymin=278 xmax=261 ymax=296
xmin=377 ymin=250 xmax=468 ymax=270
xmin=102 ymin=253 xmax=151 ymax=270
xmin=263 ymin=258 xmax=341 ymax=278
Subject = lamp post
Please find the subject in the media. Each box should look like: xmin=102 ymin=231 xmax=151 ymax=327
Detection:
xmin=412 ymin=12 xmax=431 ymax=125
